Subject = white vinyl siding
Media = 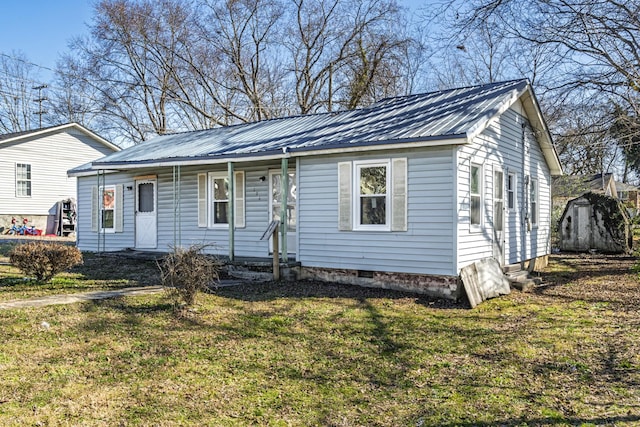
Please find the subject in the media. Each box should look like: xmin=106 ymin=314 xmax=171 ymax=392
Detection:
xmin=302 ymin=149 xmax=455 ymax=276
xmin=457 ymin=104 xmax=552 ymax=270
xmin=0 ymin=129 xmax=116 ymax=217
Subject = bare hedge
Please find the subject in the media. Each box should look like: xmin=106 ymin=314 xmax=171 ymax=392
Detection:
xmin=9 ymin=242 xmax=83 ymax=283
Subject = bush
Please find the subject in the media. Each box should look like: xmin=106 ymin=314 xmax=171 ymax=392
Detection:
xmin=159 ymin=245 xmax=220 ymax=307
xmin=9 ymin=242 xmax=83 ymax=283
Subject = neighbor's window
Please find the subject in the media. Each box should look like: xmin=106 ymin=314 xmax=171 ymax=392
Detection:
xmin=210 ymin=174 xmax=229 ymax=226
xmin=470 ymin=164 xmax=482 ymax=228
xmin=507 ymin=173 xmax=516 ymax=211
xmin=356 ymin=161 xmax=389 ymax=229
xmin=16 ymin=163 xmax=31 ymax=197
xmin=530 ymin=178 xmax=538 ymax=227
xmin=101 ymin=186 xmax=115 ymax=231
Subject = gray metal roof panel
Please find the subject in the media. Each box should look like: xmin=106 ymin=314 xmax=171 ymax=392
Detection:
xmin=92 ymin=79 xmax=529 ymax=167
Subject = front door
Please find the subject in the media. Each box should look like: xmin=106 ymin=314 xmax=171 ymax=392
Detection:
xmin=269 ymin=170 xmax=297 ymax=255
xmin=135 ymin=178 xmax=157 ymax=249
xmin=493 ymin=168 xmax=505 ymax=266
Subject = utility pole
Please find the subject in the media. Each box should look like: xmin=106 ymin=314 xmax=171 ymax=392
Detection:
xmin=32 ymin=84 xmax=47 ymax=128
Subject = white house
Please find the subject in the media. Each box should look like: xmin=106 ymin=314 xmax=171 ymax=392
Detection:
xmin=69 ymin=80 xmax=562 ymax=298
xmin=0 ymin=123 xmax=120 ymax=235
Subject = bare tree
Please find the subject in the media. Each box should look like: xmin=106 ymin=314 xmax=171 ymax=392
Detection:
xmin=0 ymin=52 xmax=43 ymax=133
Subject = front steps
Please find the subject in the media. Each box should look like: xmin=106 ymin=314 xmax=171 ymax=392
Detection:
xmin=503 ymin=264 xmax=543 ymax=292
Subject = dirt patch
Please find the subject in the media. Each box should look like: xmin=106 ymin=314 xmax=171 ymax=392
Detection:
xmin=523 ymin=252 xmax=640 ymax=311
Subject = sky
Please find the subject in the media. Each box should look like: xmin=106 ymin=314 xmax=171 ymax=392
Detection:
xmin=0 ymin=0 xmax=425 ymax=83
xmin=0 ymin=0 xmax=94 ymax=81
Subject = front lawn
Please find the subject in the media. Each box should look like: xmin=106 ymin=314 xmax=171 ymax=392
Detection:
xmin=0 ymin=252 xmax=639 ymax=425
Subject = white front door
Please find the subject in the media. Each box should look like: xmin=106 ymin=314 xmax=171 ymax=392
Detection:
xmin=269 ymin=170 xmax=296 ymax=255
xmin=135 ymin=178 xmax=157 ymax=249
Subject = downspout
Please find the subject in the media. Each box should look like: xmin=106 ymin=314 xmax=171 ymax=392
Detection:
xmin=228 ymin=162 xmax=235 ymax=261
xmin=280 ymin=149 xmax=289 ymax=263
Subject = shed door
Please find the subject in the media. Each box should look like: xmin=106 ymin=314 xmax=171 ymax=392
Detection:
xmin=576 ymin=205 xmax=591 ymax=250
xmin=135 ymin=179 xmax=157 ymax=249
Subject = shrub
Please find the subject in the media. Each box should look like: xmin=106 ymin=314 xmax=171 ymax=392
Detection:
xmin=158 ymin=245 xmax=220 ymax=307
xmin=9 ymin=242 xmax=83 ymax=283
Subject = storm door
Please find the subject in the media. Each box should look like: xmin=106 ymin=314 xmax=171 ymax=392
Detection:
xmin=135 ymin=178 xmax=157 ymax=249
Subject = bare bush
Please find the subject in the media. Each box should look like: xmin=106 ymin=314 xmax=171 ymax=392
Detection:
xmin=158 ymin=245 xmax=221 ymax=307
xmin=9 ymin=242 xmax=83 ymax=283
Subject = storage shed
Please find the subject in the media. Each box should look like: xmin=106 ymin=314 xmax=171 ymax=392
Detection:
xmin=558 ymin=192 xmax=632 ymax=253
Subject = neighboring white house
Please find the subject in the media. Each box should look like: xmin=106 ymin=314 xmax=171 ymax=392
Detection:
xmin=69 ymin=79 xmax=562 ymax=298
xmin=0 ymin=123 xmax=120 ymax=235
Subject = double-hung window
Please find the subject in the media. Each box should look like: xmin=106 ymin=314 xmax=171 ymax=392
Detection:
xmin=16 ymin=163 xmax=31 ymax=197
xmin=101 ymin=185 xmax=116 ymax=231
xmin=507 ymin=173 xmax=516 ymax=211
xmin=470 ymin=163 xmax=482 ymax=229
xmin=530 ymin=178 xmax=538 ymax=227
xmin=197 ymin=171 xmax=245 ymax=228
xmin=210 ymin=174 xmax=229 ymax=226
xmin=356 ymin=161 xmax=389 ymax=228
xmin=338 ymin=158 xmax=407 ymax=232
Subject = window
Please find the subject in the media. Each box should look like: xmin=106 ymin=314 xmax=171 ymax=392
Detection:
xmin=470 ymin=164 xmax=482 ymax=228
xmin=101 ymin=185 xmax=116 ymax=231
xmin=530 ymin=178 xmax=538 ymax=227
xmin=91 ymin=184 xmax=123 ymax=233
xmin=197 ymin=171 xmax=245 ymax=228
xmin=16 ymin=163 xmax=31 ymax=197
xmin=494 ymin=169 xmax=504 ymax=232
xmin=507 ymin=173 xmax=516 ymax=210
xmin=210 ymin=174 xmax=229 ymax=226
xmin=357 ymin=162 xmax=389 ymax=228
xmin=338 ymin=158 xmax=407 ymax=232
xmin=271 ymin=171 xmax=296 ymax=232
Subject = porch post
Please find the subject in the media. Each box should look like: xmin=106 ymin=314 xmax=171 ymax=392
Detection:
xmin=228 ymin=161 xmax=235 ymax=261
xmin=280 ymin=157 xmax=288 ymax=263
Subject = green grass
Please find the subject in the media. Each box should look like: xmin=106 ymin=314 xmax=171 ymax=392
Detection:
xmin=0 ymin=248 xmax=160 ymax=302
xmin=0 ymin=253 xmax=639 ymax=425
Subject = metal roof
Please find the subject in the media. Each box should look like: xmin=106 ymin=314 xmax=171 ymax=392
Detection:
xmin=82 ymin=79 xmax=561 ymax=174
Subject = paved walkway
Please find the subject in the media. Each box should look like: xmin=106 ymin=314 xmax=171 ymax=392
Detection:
xmin=0 ymin=286 xmax=165 ymax=310
xmin=0 ymin=279 xmax=247 ymax=310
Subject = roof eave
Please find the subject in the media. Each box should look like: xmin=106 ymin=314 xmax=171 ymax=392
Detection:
xmin=87 ymin=135 xmax=469 ymax=171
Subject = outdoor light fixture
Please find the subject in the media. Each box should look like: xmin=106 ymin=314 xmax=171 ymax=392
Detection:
xmin=126 ymin=185 xmax=133 ymax=190
xmin=259 ymin=176 xmax=266 ymax=182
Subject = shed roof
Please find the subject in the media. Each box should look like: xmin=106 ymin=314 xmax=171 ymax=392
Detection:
xmin=553 ymin=173 xmax=615 ymax=198
xmin=76 ymin=79 xmax=561 ymax=174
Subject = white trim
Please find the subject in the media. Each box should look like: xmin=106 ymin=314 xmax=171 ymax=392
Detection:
xmin=353 ymin=159 xmax=391 ymax=232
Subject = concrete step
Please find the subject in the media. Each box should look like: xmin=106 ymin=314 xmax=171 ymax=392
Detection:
xmin=505 ymin=269 xmax=543 ymax=292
